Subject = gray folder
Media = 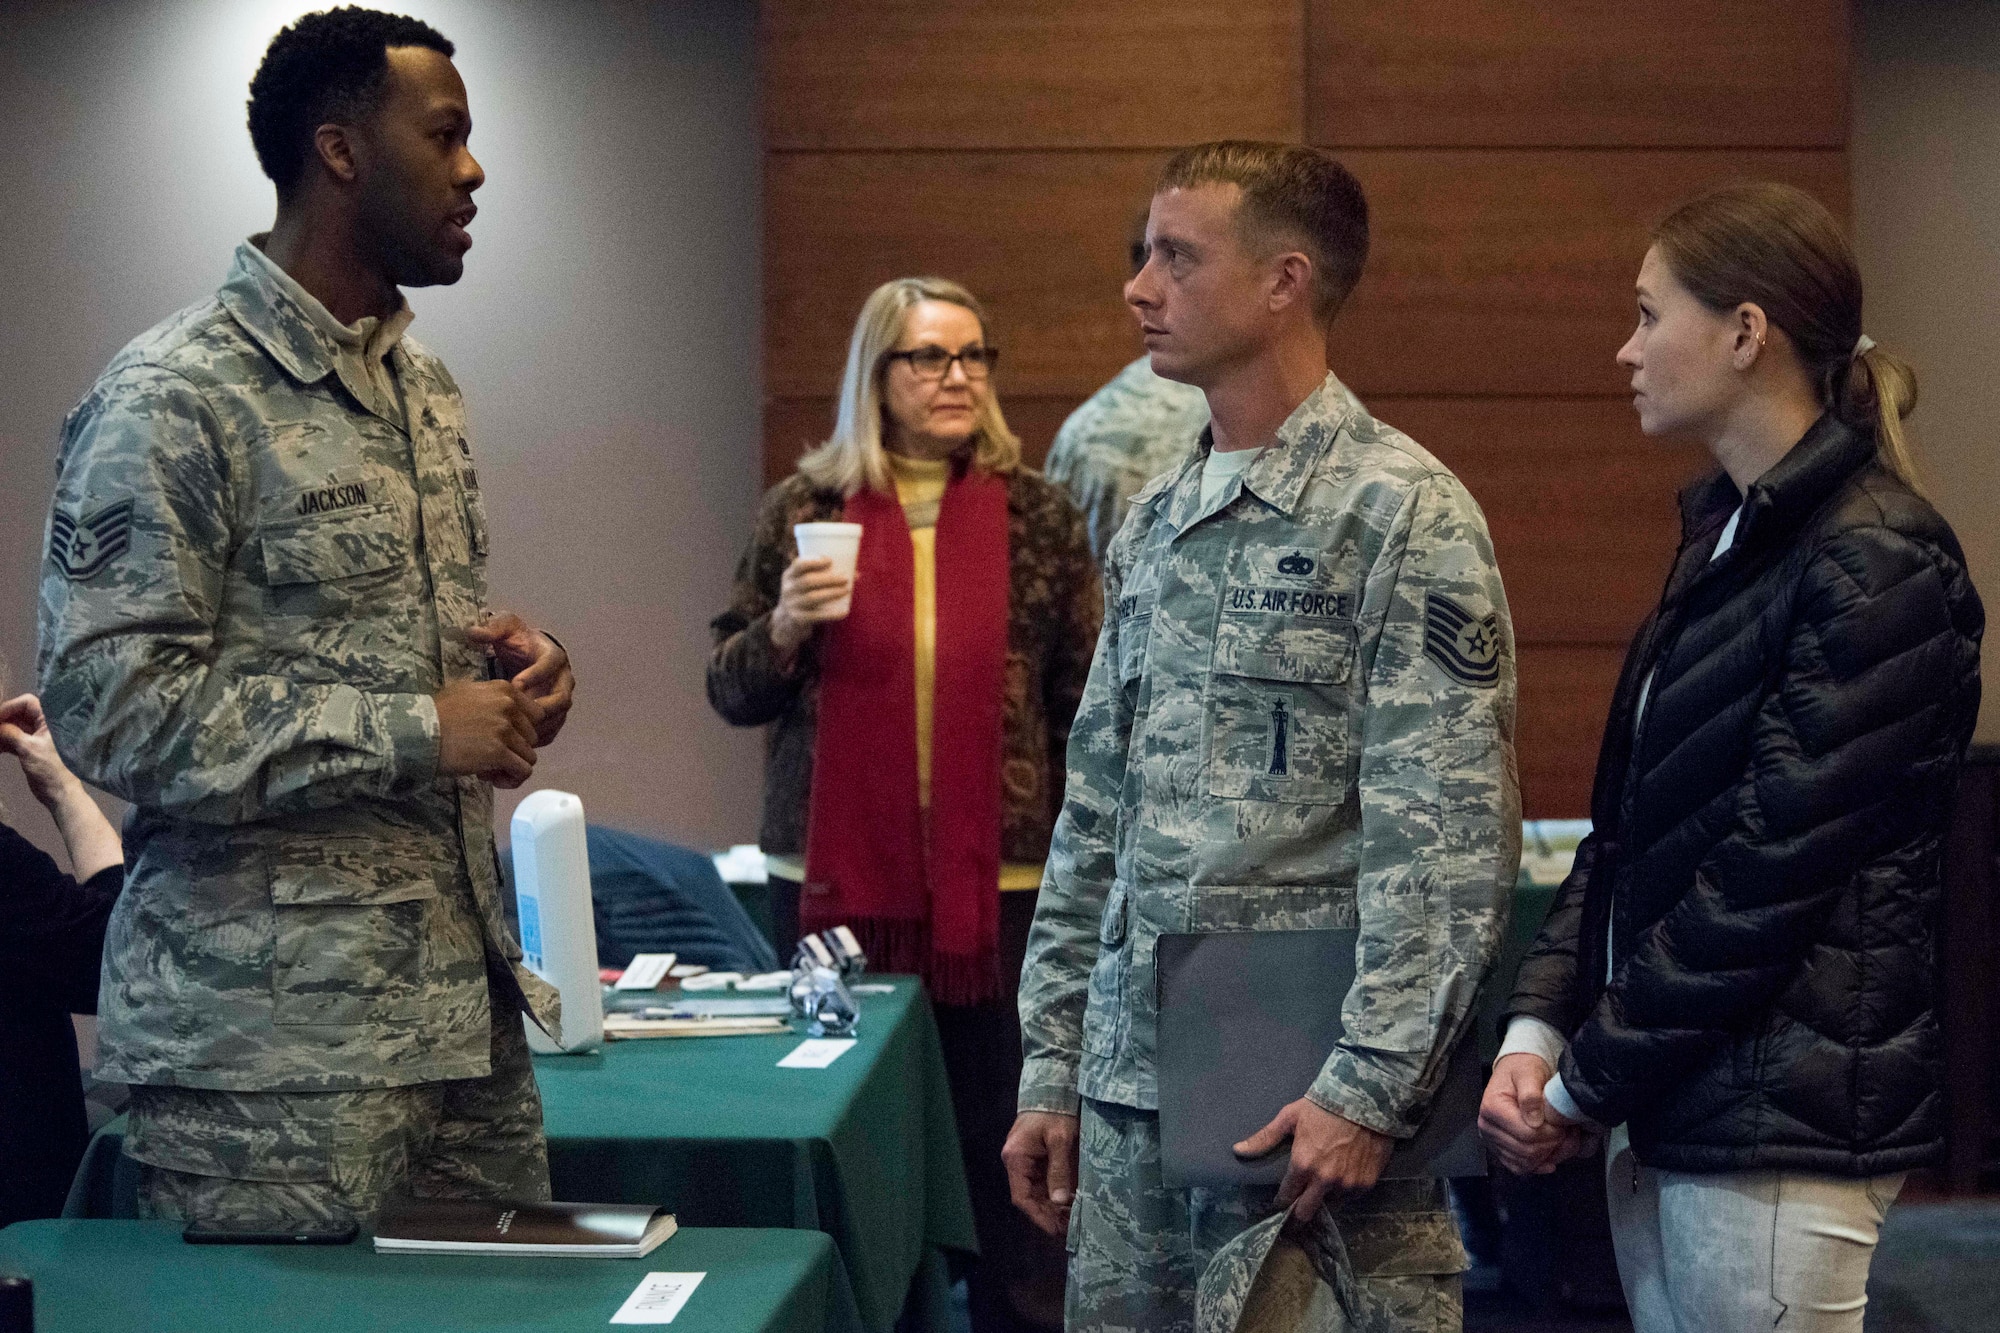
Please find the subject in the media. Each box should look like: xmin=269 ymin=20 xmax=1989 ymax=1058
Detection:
xmin=1155 ymin=928 xmax=1487 ymax=1188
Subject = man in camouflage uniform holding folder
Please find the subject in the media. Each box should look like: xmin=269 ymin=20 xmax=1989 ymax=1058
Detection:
xmin=37 ymin=10 xmax=571 ymax=1225
xmin=1004 ymin=143 xmax=1520 ymax=1331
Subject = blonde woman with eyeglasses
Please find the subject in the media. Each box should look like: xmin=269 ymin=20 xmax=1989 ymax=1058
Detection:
xmin=708 ymin=277 xmax=1097 ymax=1333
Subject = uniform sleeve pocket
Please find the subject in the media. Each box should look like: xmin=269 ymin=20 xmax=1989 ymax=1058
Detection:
xmin=260 ymin=502 xmax=404 ymax=586
xmin=268 ymin=839 xmax=437 ymax=1027
xmin=1341 ymin=865 xmax=1440 ymax=1053
xmin=462 ymin=486 xmax=490 ymax=558
xmin=1097 ymin=881 xmax=1129 ymax=946
xmin=1082 ymin=883 xmax=1132 ymax=1057
xmin=1117 ymin=612 xmax=1152 ymax=684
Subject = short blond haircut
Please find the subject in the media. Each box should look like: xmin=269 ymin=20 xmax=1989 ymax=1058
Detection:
xmin=1157 ymin=141 xmax=1370 ymax=324
xmin=798 ymin=277 xmax=1021 ymax=497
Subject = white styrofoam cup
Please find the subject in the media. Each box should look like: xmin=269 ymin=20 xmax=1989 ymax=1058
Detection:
xmin=793 ymin=522 xmax=862 ymax=618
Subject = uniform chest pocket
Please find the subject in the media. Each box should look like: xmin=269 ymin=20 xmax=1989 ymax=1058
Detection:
xmin=260 ymin=502 xmax=406 ymax=586
xmin=1207 ymin=616 xmax=1357 ymax=804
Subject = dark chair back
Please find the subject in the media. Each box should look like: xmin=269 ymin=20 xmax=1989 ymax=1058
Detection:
xmin=584 ymin=825 xmax=779 ymax=973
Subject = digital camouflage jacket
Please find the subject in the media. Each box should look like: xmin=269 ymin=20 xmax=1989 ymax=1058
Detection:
xmin=38 ymin=242 xmax=558 ymax=1092
xmin=1018 ymin=372 xmax=1521 ymax=1138
xmin=1044 ymin=355 xmax=1211 ymax=566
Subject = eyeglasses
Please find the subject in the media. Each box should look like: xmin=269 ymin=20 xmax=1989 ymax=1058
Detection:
xmin=882 ymin=345 xmax=1000 ymax=382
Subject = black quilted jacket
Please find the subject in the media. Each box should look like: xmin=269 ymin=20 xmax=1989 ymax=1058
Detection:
xmin=1507 ymin=415 xmax=1983 ymax=1174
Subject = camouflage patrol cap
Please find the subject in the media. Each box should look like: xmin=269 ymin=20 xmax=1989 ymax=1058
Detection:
xmin=1197 ymin=1208 xmax=1361 ymax=1333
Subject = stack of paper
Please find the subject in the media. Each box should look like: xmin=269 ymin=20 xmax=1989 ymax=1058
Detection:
xmin=602 ymin=1013 xmax=790 ymax=1039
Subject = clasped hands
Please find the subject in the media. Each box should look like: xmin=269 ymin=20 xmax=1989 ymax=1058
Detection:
xmin=1002 ymin=1096 xmax=1394 ymax=1237
xmin=1477 ymin=1052 xmax=1602 ymax=1175
xmin=435 ymin=612 xmax=575 ymax=787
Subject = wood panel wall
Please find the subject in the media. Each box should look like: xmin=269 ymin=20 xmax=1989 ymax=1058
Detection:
xmin=760 ymin=0 xmax=1850 ymax=815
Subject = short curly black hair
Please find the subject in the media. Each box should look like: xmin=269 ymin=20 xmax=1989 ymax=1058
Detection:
xmin=247 ymin=7 xmax=454 ymax=198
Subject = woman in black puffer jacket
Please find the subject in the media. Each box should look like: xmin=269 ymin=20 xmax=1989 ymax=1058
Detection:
xmin=1478 ymin=183 xmax=1982 ymax=1333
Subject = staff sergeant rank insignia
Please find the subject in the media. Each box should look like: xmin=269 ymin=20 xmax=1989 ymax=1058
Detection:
xmin=1425 ymin=590 xmax=1501 ymax=687
xmin=50 ymin=498 xmax=135 ymax=581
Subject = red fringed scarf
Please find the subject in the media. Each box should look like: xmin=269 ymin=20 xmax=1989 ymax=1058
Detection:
xmin=801 ymin=466 xmax=1010 ymax=1005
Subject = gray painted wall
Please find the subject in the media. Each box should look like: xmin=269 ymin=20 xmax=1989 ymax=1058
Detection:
xmin=0 ymin=0 xmax=764 ymax=864
xmin=1854 ymin=0 xmax=2000 ymax=740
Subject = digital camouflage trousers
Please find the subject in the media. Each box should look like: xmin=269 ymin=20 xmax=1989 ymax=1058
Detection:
xmin=127 ymin=998 xmax=548 ymax=1227
xmin=1068 ymin=1098 xmax=1465 ymax=1333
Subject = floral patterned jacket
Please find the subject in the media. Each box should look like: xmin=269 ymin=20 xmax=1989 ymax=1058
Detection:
xmin=707 ymin=466 xmax=1101 ymax=864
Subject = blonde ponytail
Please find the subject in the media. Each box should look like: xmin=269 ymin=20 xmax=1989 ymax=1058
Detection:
xmin=1843 ymin=344 xmax=1923 ymax=494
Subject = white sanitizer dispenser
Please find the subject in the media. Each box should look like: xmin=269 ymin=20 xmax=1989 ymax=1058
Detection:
xmin=510 ymin=789 xmax=604 ymax=1054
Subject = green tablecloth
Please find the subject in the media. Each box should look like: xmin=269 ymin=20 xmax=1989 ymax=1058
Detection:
xmin=61 ymin=980 xmax=975 ymax=1333
xmin=0 ymin=1220 xmax=862 ymax=1333
xmin=537 ymin=979 xmax=975 ymax=1333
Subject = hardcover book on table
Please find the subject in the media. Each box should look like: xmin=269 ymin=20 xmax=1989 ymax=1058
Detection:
xmin=373 ymin=1198 xmax=677 ymax=1257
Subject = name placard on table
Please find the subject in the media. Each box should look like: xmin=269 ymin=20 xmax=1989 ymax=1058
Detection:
xmin=777 ymin=1038 xmax=856 ymax=1069
xmin=611 ymin=1271 xmax=705 ymax=1324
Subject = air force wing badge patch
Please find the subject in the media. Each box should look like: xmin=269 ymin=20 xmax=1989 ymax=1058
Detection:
xmin=51 ymin=498 xmax=135 ymax=581
xmin=1425 ymin=591 xmax=1501 ymax=687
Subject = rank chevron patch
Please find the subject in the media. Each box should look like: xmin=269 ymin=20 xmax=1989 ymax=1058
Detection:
xmin=1424 ymin=590 xmax=1501 ymax=687
xmin=51 ymin=498 xmax=135 ymax=581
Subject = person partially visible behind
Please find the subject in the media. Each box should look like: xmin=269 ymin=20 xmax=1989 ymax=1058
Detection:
xmin=708 ymin=276 xmax=1098 ymax=1333
xmin=1043 ymin=218 xmax=1209 ymax=565
xmin=38 ymin=9 xmax=574 ymax=1228
xmin=1480 ymin=183 xmax=1984 ymax=1333
xmin=0 ymin=686 xmax=124 ymax=1227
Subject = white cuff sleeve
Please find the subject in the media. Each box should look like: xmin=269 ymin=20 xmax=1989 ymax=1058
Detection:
xmin=1543 ymin=1072 xmax=1593 ymax=1126
xmin=1497 ymin=1015 xmax=1568 ymax=1072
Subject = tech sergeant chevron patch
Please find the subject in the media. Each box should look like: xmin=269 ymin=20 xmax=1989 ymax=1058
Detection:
xmin=1425 ymin=589 xmax=1501 ymax=686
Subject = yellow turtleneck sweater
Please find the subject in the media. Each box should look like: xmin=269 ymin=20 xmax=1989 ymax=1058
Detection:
xmin=888 ymin=454 xmax=1043 ymax=893
xmin=773 ymin=458 xmax=1044 ymax=892
xmin=889 ymin=454 xmax=949 ymax=806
